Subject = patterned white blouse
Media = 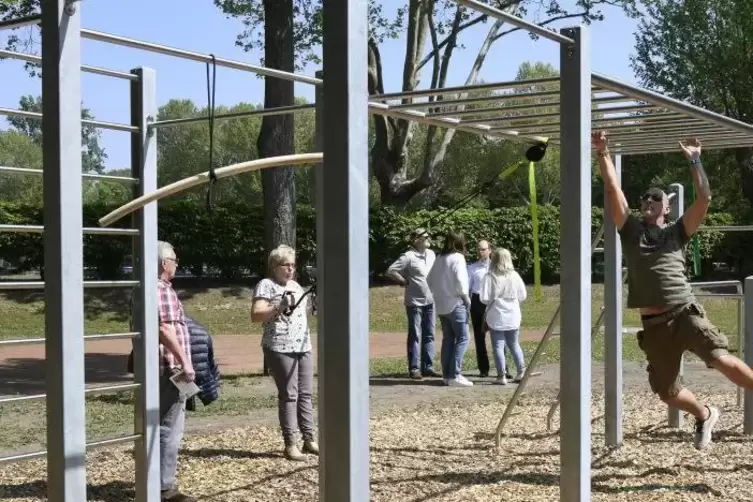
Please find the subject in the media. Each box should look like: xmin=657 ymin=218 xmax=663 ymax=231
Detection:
xmin=253 ymin=278 xmax=312 ymax=354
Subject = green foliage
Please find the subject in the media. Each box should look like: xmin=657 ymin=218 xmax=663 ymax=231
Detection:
xmin=631 ymin=0 xmax=753 ymax=208
xmin=0 ymin=200 xmax=748 ymax=282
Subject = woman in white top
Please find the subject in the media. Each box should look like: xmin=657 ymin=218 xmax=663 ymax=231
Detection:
xmin=479 ymin=248 xmax=528 ymax=385
xmin=251 ymin=244 xmax=318 ymax=461
xmin=427 ymin=231 xmax=473 ymax=387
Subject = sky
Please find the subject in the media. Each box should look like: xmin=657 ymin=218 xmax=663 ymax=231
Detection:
xmin=0 ymin=0 xmax=641 ymax=172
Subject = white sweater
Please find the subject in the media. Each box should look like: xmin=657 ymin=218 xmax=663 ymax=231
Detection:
xmin=479 ymin=270 xmax=527 ymax=331
xmin=427 ymin=252 xmax=470 ymax=315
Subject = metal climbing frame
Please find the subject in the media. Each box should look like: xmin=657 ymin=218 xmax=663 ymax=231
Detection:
xmin=2 ymin=2 xmax=365 ymax=501
xmin=0 ymin=3 xmax=160 ymax=501
xmin=4 ymin=1 xmax=753 ymax=501
xmin=0 ymin=17 xmax=146 ymax=502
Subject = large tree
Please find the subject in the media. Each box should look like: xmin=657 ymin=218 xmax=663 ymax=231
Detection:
xmin=217 ymin=0 xmax=637 ymax=207
xmin=216 ymin=0 xmax=306 ymax=261
xmin=631 ymin=0 xmax=753 ymax=207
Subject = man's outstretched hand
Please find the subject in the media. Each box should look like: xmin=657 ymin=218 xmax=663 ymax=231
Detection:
xmin=591 ymin=130 xmax=608 ymax=153
xmin=679 ymin=137 xmax=702 ymax=161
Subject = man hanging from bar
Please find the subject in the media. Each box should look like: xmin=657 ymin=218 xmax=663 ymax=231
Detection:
xmin=593 ymin=131 xmax=753 ymax=450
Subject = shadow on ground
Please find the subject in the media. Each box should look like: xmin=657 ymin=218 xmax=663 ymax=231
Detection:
xmin=0 ymin=353 xmax=132 ymax=396
xmin=0 ymin=480 xmax=135 ymax=501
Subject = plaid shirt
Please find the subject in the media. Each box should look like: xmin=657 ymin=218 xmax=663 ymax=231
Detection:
xmin=158 ymin=279 xmax=192 ymax=375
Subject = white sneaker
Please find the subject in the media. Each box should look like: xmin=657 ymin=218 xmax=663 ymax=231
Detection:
xmin=493 ymin=375 xmax=507 ymax=385
xmin=694 ymin=406 xmax=720 ymax=450
xmin=449 ymin=375 xmax=473 ymax=387
xmin=513 ymin=368 xmax=526 ymax=383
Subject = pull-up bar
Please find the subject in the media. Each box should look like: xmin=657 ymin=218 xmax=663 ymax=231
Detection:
xmin=452 ymin=0 xmax=575 ymax=44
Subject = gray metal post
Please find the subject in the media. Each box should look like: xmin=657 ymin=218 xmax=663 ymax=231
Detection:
xmin=667 ymin=182 xmax=684 ymax=428
xmin=744 ymin=276 xmax=753 ymax=433
xmin=559 ymin=25 xmax=592 ymax=502
xmin=130 ymin=67 xmax=161 ymax=502
xmin=41 ymin=1 xmax=87 ymax=500
xmin=317 ymin=0 xmax=370 ymax=500
xmin=604 ymin=154 xmax=623 ymax=447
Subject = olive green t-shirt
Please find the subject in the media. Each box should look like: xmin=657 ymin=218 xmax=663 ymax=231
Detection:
xmin=618 ymin=214 xmax=694 ymax=309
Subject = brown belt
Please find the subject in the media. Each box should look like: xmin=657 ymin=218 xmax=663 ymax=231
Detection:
xmin=640 ymin=302 xmax=691 ymax=328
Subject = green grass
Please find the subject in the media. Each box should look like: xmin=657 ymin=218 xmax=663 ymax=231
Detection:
xmin=0 ymin=283 xmax=744 ymax=342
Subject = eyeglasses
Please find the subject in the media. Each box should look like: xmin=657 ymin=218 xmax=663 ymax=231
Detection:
xmin=165 ymin=257 xmax=179 ymax=265
xmin=278 ymin=262 xmax=296 ymax=269
xmin=641 ymin=193 xmax=663 ymax=203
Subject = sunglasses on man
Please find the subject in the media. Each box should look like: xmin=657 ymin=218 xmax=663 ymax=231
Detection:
xmin=641 ymin=192 xmax=664 ymax=203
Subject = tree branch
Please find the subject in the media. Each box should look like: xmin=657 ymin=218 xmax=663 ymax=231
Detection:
xmin=415 ymin=14 xmax=487 ymax=73
xmin=422 ymin=16 xmax=506 ymax=184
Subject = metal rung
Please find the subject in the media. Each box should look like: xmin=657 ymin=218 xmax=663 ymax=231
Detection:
xmin=0 ymin=107 xmax=139 ymax=133
xmin=0 ymin=382 xmax=140 ymax=405
xmin=0 ymin=14 xmax=40 ymax=31
xmin=150 ymin=103 xmax=315 ymax=129
xmin=698 ymin=225 xmax=753 ymax=232
xmin=0 ymin=280 xmax=139 ymax=291
xmin=0 ymin=433 xmax=142 ymax=464
xmin=0 ymin=49 xmax=139 ymax=81
xmin=86 ymin=433 xmax=141 ymax=449
xmin=0 ymin=332 xmax=140 ymax=347
xmin=694 ymin=293 xmax=744 ymax=299
xmin=0 ymin=449 xmax=47 ymax=463
xmin=692 ymin=280 xmax=742 ymax=289
xmin=0 ymin=166 xmax=139 ymax=185
xmin=0 ymin=224 xmax=139 ymax=236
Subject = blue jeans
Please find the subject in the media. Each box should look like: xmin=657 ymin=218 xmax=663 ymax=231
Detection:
xmin=406 ymin=304 xmax=436 ymax=373
xmin=490 ymin=329 xmax=526 ymax=377
xmin=160 ymin=371 xmax=186 ymax=492
xmin=438 ymin=303 xmax=470 ymax=380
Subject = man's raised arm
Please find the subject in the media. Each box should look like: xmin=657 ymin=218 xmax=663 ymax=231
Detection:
xmin=592 ymin=131 xmax=630 ymax=230
xmin=678 ymin=138 xmax=711 ymax=238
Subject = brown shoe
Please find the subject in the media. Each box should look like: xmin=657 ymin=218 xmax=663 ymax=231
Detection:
xmin=284 ymin=443 xmax=306 ymax=461
xmin=302 ymin=440 xmax=319 ymax=455
xmin=161 ymin=489 xmax=196 ymax=502
xmin=409 ymin=369 xmax=423 ymax=380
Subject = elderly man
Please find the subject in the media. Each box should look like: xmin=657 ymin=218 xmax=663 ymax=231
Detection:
xmin=386 ymin=228 xmax=440 ymax=380
xmin=594 ymin=131 xmax=753 ymax=450
xmin=467 ymin=239 xmax=493 ymax=377
xmin=156 ymin=241 xmax=196 ymax=502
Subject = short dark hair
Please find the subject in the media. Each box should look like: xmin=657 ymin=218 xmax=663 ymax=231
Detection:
xmin=441 ymin=230 xmax=466 ymax=255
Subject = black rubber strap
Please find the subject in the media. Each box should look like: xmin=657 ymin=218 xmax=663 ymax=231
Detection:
xmin=419 ymin=163 xmax=520 ymax=237
xmin=205 ymin=55 xmax=218 ymax=213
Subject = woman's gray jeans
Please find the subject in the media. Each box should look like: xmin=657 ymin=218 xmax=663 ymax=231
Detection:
xmin=264 ymin=348 xmax=316 ymax=445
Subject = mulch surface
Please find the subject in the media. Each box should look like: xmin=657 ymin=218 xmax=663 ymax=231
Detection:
xmin=2 ymin=384 xmax=752 ymax=501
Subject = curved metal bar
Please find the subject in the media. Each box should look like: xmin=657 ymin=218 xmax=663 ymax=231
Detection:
xmin=98 ymin=153 xmax=323 ymax=227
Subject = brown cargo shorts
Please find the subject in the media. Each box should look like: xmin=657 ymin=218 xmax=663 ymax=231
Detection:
xmin=636 ymin=301 xmax=729 ymax=399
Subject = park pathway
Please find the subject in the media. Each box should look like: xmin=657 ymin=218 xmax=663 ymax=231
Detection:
xmin=0 ymin=330 xmax=550 ymax=396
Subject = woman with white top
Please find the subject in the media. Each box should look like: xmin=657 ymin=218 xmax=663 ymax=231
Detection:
xmin=479 ymin=248 xmax=528 ymax=385
xmin=427 ymin=231 xmax=473 ymax=387
xmin=251 ymin=244 xmax=318 ymax=461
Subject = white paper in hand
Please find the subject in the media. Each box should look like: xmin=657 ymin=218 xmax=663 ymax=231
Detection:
xmin=170 ymin=372 xmax=201 ymax=399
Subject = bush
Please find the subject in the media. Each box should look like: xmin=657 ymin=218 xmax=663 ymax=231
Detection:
xmin=0 ymin=200 xmax=746 ymax=282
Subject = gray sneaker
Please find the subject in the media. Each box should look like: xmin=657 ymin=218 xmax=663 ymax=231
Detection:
xmin=693 ymin=406 xmax=720 ymax=450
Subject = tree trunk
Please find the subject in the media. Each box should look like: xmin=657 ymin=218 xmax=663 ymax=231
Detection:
xmin=260 ymin=0 xmax=295 ymax=376
xmin=735 ymin=147 xmax=753 ymax=205
xmin=260 ymin=0 xmax=296 ymax=254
